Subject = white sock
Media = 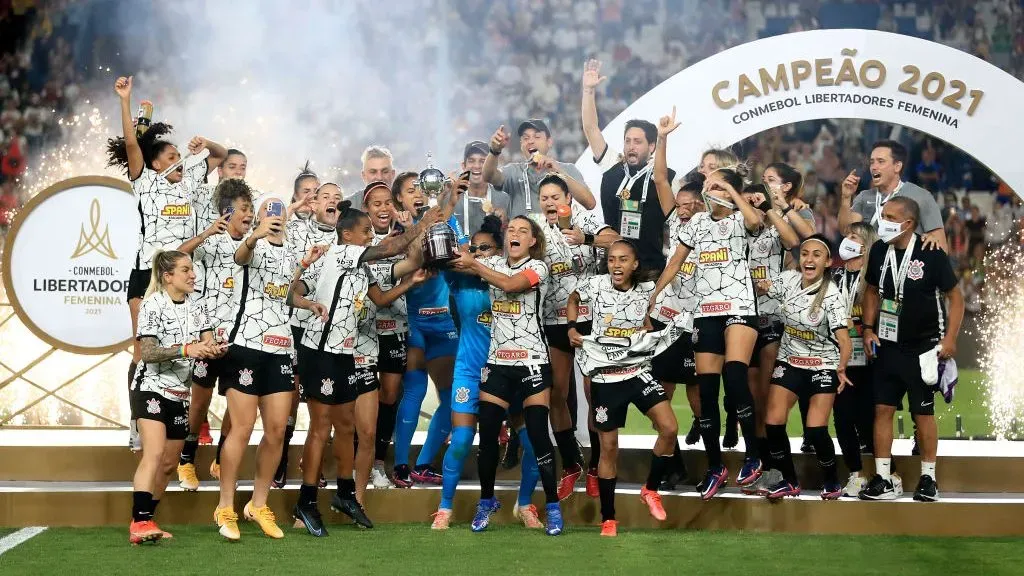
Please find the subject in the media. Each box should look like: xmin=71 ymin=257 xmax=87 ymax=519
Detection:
xmin=922 ymin=461 xmax=936 ymax=480
xmin=849 ymin=472 xmax=861 ymax=482
xmin=875 ymin=457 xmax=892 ymax=481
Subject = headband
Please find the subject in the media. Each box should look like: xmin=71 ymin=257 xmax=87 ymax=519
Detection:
xmin=362 ymin=180 xmax=391 ymax=204
xmin=800 ymin=236 xmax=832 ymax=258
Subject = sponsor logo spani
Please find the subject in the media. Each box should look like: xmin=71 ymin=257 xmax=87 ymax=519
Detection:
xmin=788 ymin=356 xmax=823 ymax=367
xmin=496 ymin=349 xmax=528 ymax=360
xmin=477 ymin=311 xmax=492 ymax=325
xmin=679 ymin=261 xmax=696 ymax=276
xmin=222 ymin=277 xmax=234 ymax=289
xmin=550 ymin=261 xmax=572 ymax=275
xmin=603 ymin=326 xmax=637 ymax=338
xmin=700 ymin=301 xmax=731 ymax=314
xmin=264 ymin=283 xmax=288 ymax=299
xmin=160 ymin=204 xmax=191 ymax=217
xmin=750 ymin=265 xmax=768 ymax=280
xmin=698 ymin=247 xmax=729 ymax=264
xmin=263 ymin=334 xmax=291 ymax=348
xmin=492 ymin=301 xmax=522 ymax=315
xmin=785 ymin=325 xmax=816 ymax=340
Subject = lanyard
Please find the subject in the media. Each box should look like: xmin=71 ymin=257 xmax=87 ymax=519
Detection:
xmin=618 ymin=161 xmax=653 ymax=205
xmin=871 ymin=180 xmax=904 ymax=225
xmin=463 ymin=187 xmax=492 ymax=230
xmin=520 ymin=165 xmax=533 ymax=211
xmin=839 ymin=268 xmax=861 ymax=316
xmin=880 ymin=233 xmax=917 ymax=302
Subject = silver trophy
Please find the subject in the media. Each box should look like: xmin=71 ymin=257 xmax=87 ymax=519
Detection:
xmin=416 ymin=154 xmax=459 ymax=267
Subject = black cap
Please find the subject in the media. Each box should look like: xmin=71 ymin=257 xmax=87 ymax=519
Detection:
xmin=517 ymin=119 xmax=550 ymax=137
xmin=463 ymin=140 xmax=489 ymax=160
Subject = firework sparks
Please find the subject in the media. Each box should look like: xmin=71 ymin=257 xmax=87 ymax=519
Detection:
xmin=980 ymin=236 xmax=1024 ymax=440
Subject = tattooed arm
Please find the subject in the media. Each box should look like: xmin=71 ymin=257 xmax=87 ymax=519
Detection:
xmin=138 ymin=336 xmax=184 ymax=363
xmin=360 ymin=207 xmax=442 ymax=263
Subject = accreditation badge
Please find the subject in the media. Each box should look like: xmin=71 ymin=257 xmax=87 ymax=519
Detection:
xmin=619 ymin=199 xmax=642 ymax=240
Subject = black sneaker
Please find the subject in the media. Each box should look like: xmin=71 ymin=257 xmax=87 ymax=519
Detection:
xmin=858 ymin=474 xmax=897 ymax=500
xmin=272 ymin=458 xmax=288 ymax=489
xmin=293 ymin=502 xmax=328 ymax=537
xmin=330 ymin=493 xmax=374 ymax=528
xmin=913 ymin=474 xmax=939 ymax=502
xmin=800 ymin=438 xmax=815 ymax=453
xmin=911 ymin=438 xmax=920 ymax=456
xmin=722 ymin=419 xmax=739 ymax=450
xmin=501 ymin=433 xmax=520 ymax=470
xmin=684 ymin=418 xmax=701 ymax=446
xmin=659 ymin=470 xmax=685 ymax=491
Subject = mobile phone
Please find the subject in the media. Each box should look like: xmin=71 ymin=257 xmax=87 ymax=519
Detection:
xmin=222 ymin=206 xmax=234 ymax=218
xmin=267 ymin=200 xmax=284 ymax=217
xmin=457 ymin=170 xmax=471 ymax=192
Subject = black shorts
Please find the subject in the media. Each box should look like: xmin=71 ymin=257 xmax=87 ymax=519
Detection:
xmin=649 ymin=319 xmax=696 ymax=385
xmin=290 ymin=326 xmax=305 ymax=362
xmin=220 ymin=345 xmax=295 ymax=397
xmin=127 ymin=268 xmax=150 ymax=301
xmin=354 ymin=365 xmax=381 ymax=395
xmin=771 ymin=361 xmax=838 ymax=397
xmin=544 ymin=324 xmax=572 ymax=353
xmin=591 ymin=372 xmax=668 ymax=432
xmin=296 ymin=345 xmax=358 ymax=405
xmin=480 ymin=363 xmax=551 ymax=406
xmin=873 ymin=345 xmax=936 ymax=416
xmin=751 ymin=317 xmax=784 ymax=368
xmin=691 ymin=315 xmax=758 ymax=355
xmin=377 ymin=333 xmax=408 ymax=375
xmin=191 ymin=357 xmax=226 ymax=390
xmin=132 ymin=391 xmax=189 ymax=440
xmin=576 ymin=321 xmax=592 ymax=336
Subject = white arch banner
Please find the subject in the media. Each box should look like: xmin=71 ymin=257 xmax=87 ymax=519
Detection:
xmin=575 ymin=29 xmax=1024 ymax=199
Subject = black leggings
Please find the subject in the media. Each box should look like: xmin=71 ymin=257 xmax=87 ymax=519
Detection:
xmin=832 ymin=366 xmax=874 ymax=473
xmin=478 ymin=401 xmax=559 ymax=503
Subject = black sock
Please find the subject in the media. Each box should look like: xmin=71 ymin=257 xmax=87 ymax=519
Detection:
xmin=375 ymin=402 xmax=397 ymax=462
xmin=758 ymin=436 xmax=773 ymax=470
xmin=808 ymin=425 xmax=839 ymax=484
xmin=598 ymin=476 xmax=617 ymax=521
xmin=672 ymin=439 xmax=685 ymax=475
xmin=337 ymin=477 xmax=356 ymax=499
xmin=132 ymin=491 xmax=153 ymax=522
xmin=180 ymin=435 xmax=199 ymax=465
xmin=588 ymin=429 xmax=601 ymax=470
xmin=723 ymin=361 xmax=758 ymax=459
xmin=299 ymin=483 xmax=318 ymax=507
xmin=151 ymin=499 xmax=160 ymax=515
xmin=277 ymin=423 xmax=294 ymax=475
xmin=215 ymin=432 xmax=227 ymax=464
xmin=645 ymin=454 xmax=672 ymax=491
xmin=553 ymin=429 xmax=581 ymax=470
xmin=767 ymin=424 xmax=796 ymax=483
xmin=525 ymin=405 xmax=559 ymax=503
xmin=696 ymin=373 xmax=722 ymax=468
xmin=477 ymin=402 xmax=505 ymax=500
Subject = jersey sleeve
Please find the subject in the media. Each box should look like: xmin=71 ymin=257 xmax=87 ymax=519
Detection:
xmin=593 ymin=143 xmax=621 ymax=172
xmin=675 ymin=213 xmax=699 ymax=249
xmin=931 ymin=249 xmax=958 ymax=292
xmin=196 ymin=299 xmax=213 ymax=333
xmin=522 ymin=259 xmax=548 ymax=287
xmin=851 ymin=191 xmax=869 ymax=220
xmin=478 ymin=255 xmax=501 ymax=271
xmin=363 ymin=264 xmax=378 ymax=286
xmin=447 ymin=214 xmax=469 ymax=245
xmin=917 ymin=194 xmax=945 ymax=233
xmin=824 ymin=286 xmax=848 ymax=332
xmin=572 ymin=209 xmax=609 ymax=235
xmin=136 ymin=297 xmax=161 ymax=340
xmin=767 ymin=270 xmax=794 ymax=301
xmin=247 ymin=239 xmax=268 ymax=268
xmin=182 ymin=158 xmax=210 ymax=190
xmin=574 ymin=276 xmax=598 ymax=302
xmin=337 ymin=244 xmax=369 ymax=269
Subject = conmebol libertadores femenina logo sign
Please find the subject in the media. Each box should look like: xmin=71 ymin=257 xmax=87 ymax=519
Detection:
xmin=2 ymin=176 xmax=139 ymax=354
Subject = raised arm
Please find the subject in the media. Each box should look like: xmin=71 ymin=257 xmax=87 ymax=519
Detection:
xmin=651 ymin=244 xmax=692 ymax=302
xmin=838 ymin=170 xmax=863 ymax=234
xmin=179 ymin=215 xmax=228 ymax=255
xmin=188 ymin=137 xmax=229 ymax=174
xmin=361 ymin=207 xmax=442 ymax=263
xmin=654 ymin=106 xmax=682 ymax=216
xmin=114 ymin=77 xmax=144 ymax=180
xmin=764 ymin=208 xmax=801 ymax=249
xmin=235 ymin=215 xmax=284 ymax=265
xmin=550 ymin=168 xmax=596 ymax=210
xmin=581 ymin=59 xmax=609 ymax=161
xmin=483 ymin=125 xmax=508 ymax=187
xmin=367 ymin=269 xmax=428 ymax=307
xmin=726 ymin=183 xmax=764 ymax=234
xmin=453 ymin=253 xmax=541 ymax=294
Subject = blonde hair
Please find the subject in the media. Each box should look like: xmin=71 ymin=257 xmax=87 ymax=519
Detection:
xmin=847 ymin=222 xmax=878 ymax=304
xmin=145 ymin=250 xmax=189 ymax=299
xmin=701 ymin=148 xmax=739 ymax=170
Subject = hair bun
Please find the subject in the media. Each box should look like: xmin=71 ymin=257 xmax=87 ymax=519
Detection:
xmin=731 ymin=162 xmax=751 ymax=180
xmin=337 ymin=199 xmax=352 ymax=216
xmin=480 ymin=214 xmax=502 ymax=235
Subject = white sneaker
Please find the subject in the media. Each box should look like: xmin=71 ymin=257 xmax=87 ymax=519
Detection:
xmin=891 ymin=473 xmax=904 ymax=498
xmin=129 ymin=419 xmax=142 ymax=452
xmin=842 ymin=474 xmax=867 ymax=497
xmin=371 ymin=460 xmax=394 ymax=489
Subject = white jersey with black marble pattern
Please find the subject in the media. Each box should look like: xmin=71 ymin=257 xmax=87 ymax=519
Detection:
xmin=654 ymin=214 xmax=698 ymax=327
xmin=193 ymin=233 xmax=243 ymax=340
xmin=134 ymin=291 xmax=212 ymax=401
xmin=479 ymin=255 xmax=549 ymax=366
xmin=748 ymin=224 xmax=785 ymax=319
xmin=575 ymin=275 xmax=655 ymax=383
xmin=365 ymin=231 xmax=408 ymax=336
xmin=132 ymin=160 xmax=208 ymax=270
xmin=227 ymin=239 xmax=294 ymax=354
xmin=768 ymin=270 xmax=849 ymax=371
xmin=299 ymin=244 xmax=371 ymax=355
xmin=675 ymin=210 xmax=757 ymax=318
xmin=538 ymin=210 xmax=603 ymax=325
xmin=286 ymin=217 xmax=337 ymax=328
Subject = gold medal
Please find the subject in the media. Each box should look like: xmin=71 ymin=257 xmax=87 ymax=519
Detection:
xmin=354 ymin=293 xmax=365 ymax=311
xmin=619 ymin=188 xmax=630 ymax=200
xmin=603 ymin=314 xmax=613 ymax=325
xmin=481 ymin=200 xmax=493 ymax=214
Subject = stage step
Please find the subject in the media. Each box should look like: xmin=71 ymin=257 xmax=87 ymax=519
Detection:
xmin=1 ymin=480 xmax=1022 ymax=536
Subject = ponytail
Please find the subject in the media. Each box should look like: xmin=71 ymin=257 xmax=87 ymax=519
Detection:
xmin=145 ymin=249 xmax=188 ymax=298
xmin=106 ymin=122 xmax=176 ymax=174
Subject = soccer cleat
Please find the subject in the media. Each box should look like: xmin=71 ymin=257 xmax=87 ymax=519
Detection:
xmin=129 ymin=419 xmax=142 ymax=453
xmin=722 ymin=420 xmax=739 ymax=450
xmin=244 ymin=501 xmax=284 ymax=538
xmin=198 ymin=421 xmax=213 ymax=445
xmin=209 ymin=461 xmax=221 ymax=480
xmin=821 ymin=480 xmax=843 ymax=500
xmin=393 ymin=464 xmax=414 ymax=488
xmin=214 ymin=507 xmax=241 ymax=541
xmin=800 ymin=438 xmax=815 ymax=453
xmin=913 ymin=475 xmax=940 ymax=502
xmin=157 ymin=527 xmax=173 ymax=539
xmin=292 ymin=502 xmax=328 ymax=537
xmin=331 ymin=493 xmax=373 ymax=528
xmin=471 ymin=497 xmax=501 ymax=532
xmin=128 ymin=520 xmax=163 ymax=545
xmin=411 ymin=466 xmax=443 ymax=485
xmin=318 ymin=474 xmax=328 ymax=489
xmin=371 ymin=461 xmax=394 ymax=489
xmin=431 ymin=509 xmax=452 ymax=530
xmin=585 ymin=468 xmax=600 ymax=498
xmin=600 ymin=519 xmax=618 ymax=537
xmin=640 ymin=486 xmax=667 ymax=521
xmin=766 ymin=479 xmax=801 ymax=499
xmin=513 ymin=502 xmax=543 ymax=529
xmin=911 ymin=438 xmax=920 ymax=456
xmin=842 ymin=474 xmax=867 ymax=498
xmin=858 ymin=474 xmax=898 ymax=500
xmin=740 ymin=468 xmax=781 ymax=496
xmin=272 ymin=462 xmax=288 ymax=489
xmin=684 ymin=417 xmax=701 ymax=446
xmin=697 ymin=465 xmax=729 ymax=501
xmin=736 ymin=457 xmax=763 ymax=486
xmin=544 ymin=502 xmax=563 ymax=536
xmin=557 ymin=463 xmax=583 ymax=501
xmin=177 ymin=463 xmax=200 ymax=491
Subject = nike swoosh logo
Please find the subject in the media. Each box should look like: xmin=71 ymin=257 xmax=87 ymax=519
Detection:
xmin=921 ymin=402 xmax=934 ymax=407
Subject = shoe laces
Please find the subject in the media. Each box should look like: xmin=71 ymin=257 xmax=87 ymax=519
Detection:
xmin=217 ymin=508 xmax=239 ymax=524
xmin=253 ymin=505 xmax=276 ymax=523
xmin=644 ymin=489 xmax=663 ymax=506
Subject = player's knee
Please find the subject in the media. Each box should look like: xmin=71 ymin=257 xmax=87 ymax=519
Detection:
xmin=657 ymin=417 xmax=678 ymax=440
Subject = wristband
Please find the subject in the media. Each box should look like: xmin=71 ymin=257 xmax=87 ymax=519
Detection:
xmin=864 ymin=325 xmax=876 ymax=332
xmin=299 ymin=260 xmax=309 ymax=270
xmin=567 ymin=320 xmax=577 ymax=329
xmin=583 ymin=233 xmax=595 ymax=246
xmin=489 ymin=146 xmax=501 ymax=156
xmin=181 ymin=344 xmax=188 ymax=359
xmin=781 ymin=206 xmax=793 ymax=216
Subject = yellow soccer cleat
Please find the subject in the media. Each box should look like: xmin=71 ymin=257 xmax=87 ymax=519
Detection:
xmin=244 ymin=501 xmax=284 ymax=539
xmin=214 ymin=506 xmax=241 ymax=541
xmin=177 ymin=463 xmax=200 ymax=491
xmin=430 ymin=509 xmax=451 ymax=530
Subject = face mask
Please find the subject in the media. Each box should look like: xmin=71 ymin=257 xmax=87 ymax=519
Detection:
xmin=838 ymin=237 xmax=863 ymax=260
xmin=877 ymin=218 xmax=906 ymax=243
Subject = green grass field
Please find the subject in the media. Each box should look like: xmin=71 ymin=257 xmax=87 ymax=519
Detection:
xmin=0 ymin=524 xmax=1021 ymax=575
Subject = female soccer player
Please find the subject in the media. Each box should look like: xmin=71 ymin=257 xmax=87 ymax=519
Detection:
xmin=175 ymin=179 xmax=254 ymax=490
xmin=390 ymin=171 xmax=468 ymax=487
xmin=535 ymin=174 xmax=618 ymax=500
xmin=568 ymin=240 xmax=678 ymax=537
xmin=288 ymin=162 xmax=319 ymax=221
xmin=650 ymin=158 xmax=764 ymax=500
xmin=288 ymin=201 xmax=441 ymax=537
xmin=450 ymin=216 xmax=564 ymax=536
xmin=756 ymin=235 xmax=852 ymax=499
xmin=130 ymin=250 xmax=224 ymax=544
xmin=107 ymin=76 xmax=227 ymax=451
xmin=832 ymin=223 xmax=878 ymax=496
xmin=432 ymin=217 xmax=543 ymax=530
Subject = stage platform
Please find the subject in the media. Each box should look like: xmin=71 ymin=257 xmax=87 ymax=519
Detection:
xmin=1 ymin=430 xmax=1022 ymax=535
